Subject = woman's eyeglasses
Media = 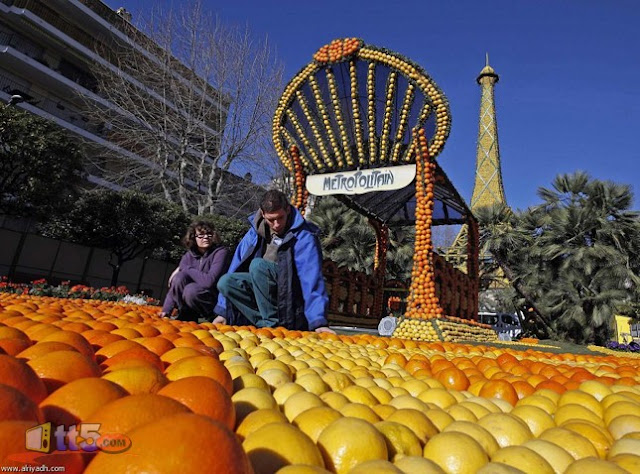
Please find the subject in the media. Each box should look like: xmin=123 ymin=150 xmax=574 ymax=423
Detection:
xmin=195 ymin=233 xmax=213 ymax=239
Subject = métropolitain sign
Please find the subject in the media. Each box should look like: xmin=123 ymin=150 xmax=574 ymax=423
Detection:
xmin=306 ymin=164 xmax=416 ymax=196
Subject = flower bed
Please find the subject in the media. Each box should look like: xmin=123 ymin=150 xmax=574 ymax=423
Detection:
xmin=0 ymin=277 xmax=159 ymax=305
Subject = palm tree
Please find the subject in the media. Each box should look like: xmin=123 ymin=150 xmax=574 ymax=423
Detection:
xmin=308 ymin=197 xmax=415 ymax=279
xmin=478 ymin=172 xmax=640 ymax=344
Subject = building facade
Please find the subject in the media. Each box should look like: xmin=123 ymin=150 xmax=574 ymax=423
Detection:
xmin=0 ymin=0 xmax=256 ymax=213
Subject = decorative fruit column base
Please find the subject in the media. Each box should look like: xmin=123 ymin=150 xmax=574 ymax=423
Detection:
xmin=392 ymin=129 xmax=489 ymax=342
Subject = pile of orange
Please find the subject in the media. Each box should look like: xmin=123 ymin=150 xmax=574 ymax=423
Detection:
xmin=1 ymin=293 xmax=640 ymax=473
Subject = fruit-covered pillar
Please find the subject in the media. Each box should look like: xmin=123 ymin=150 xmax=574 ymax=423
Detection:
xmin=466 ymin=216 xmax=480 ymax=320
xmin=369 ymin=217 xmax=389 ymax=318
xmin=289 ymin=146 xmax=309 ymax=215
xmin=405 ymin=128 xmax=442 ymax=319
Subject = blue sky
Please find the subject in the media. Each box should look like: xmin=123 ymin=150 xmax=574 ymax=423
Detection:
xmin=105 ymin=0 xmax=640 ymax=211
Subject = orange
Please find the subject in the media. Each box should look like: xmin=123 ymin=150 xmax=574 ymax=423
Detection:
xmin=423 ymin=431 xmax=489 ymax=474
xmin=82 ymin=331 xmax=124 ymax=349
xmin=0 ymin=354 xmax=47 ymax=403
xmin=165 ymin=355 xmax=232 ymax=395
xmin=94 ymin=339 xmax=143 ymax=361
xmin=102 ymin=364 xmax=167 ymax=395
xmin=0 ymin=338 xmax=31 ymax=356
xmin=16 ymin=341 xmax=77 ymax=360
xmin=479 ymin=379 xmax=519 ymax=406
xmin=134 ymin=336 xmax=174 ymax=356
xmin=535 ymin=380 xmax=567 ymax=394
xmin=0 ymin=384 xmax=43 ymax=423
xmin=100 ymin=347 xmax=163 ymax=372
xmin=84 ymin=393 xmax=191 ymax=435
xmin=85 ymin=413 xmax=252 ymax=473
xmin=0 ymin=420 xmax=38 ymax=462
xmin=437 ymin=367 xmax=470 ymax=391
xmin=512 ymin=380 xmax=535 ymax=399
xmin=385 ymin=353 xmax=407 ymax=367
xmin=160 ymin=346 xmax=204 ymax=364
xmin=157 ymin=376 xmax=235 ymax=430
xmin=27 ymin=351 xmax=101 ymax=394
xmin=243 ymin=422 xmax=324 ymax=474
xmin=318 ymin=417 xmax=388 ymax=474
xmin=39 ymin=377 xmax=126 ymax=426
xmin=40 ymin=331 xmax=94 ymax=360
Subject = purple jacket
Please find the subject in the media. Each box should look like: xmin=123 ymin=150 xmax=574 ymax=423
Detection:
xmin=162 ymin=245 xmax=229 ymax=313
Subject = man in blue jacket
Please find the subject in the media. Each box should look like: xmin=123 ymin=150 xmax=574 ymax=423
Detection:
xmin=214 ymin=190 xmax=334 ymax=333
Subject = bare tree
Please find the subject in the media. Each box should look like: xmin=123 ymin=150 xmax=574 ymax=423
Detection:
xmin=80 ymin=0 xmax=283 ymax=216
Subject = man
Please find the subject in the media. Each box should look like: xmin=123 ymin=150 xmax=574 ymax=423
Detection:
xmin=214 ymin=190 xmax=334 ymax=333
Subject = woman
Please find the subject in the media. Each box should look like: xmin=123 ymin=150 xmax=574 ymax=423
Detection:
xmin=160 ymin=221 xmax=230 ymax=321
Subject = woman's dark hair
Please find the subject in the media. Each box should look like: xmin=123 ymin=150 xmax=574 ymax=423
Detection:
xmin=182 ymin=220 xmax=221 ymax=250
xmin=260 ymin=189 xmax=290 ymax=213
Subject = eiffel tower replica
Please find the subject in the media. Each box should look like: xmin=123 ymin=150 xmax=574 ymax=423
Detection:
xmin=445 ymin=55 xmax=507 ymax=288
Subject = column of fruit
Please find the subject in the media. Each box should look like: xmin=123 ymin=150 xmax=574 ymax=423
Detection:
xmin=405 ymin=128 xmax=441 ymax=319
xmin=466 ymin=217 xmax=480 ymax=319
xmin=289 ymin=146 xmax=309 ymax=215
xmin=369 ymin=218 xmax=389 ymax=318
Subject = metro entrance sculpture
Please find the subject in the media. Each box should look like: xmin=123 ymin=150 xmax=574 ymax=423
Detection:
xmin=272 ymin=39 xmax=493 ymax=341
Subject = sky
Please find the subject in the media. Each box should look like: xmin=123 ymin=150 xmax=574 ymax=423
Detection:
xmin=104 ymin=0 xmax=640 ymax=211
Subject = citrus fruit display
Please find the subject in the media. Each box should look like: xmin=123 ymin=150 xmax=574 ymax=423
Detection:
xmin=1 ymin=294 xmax=640 ymax=472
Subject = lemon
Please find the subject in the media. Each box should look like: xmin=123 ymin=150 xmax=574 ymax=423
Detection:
xmin=317 ymin=417 xmax=388 ymax=474
xmin=490 ymin=446 xmax=554 ymax=474
xmin=292 ymin=406 xmax=342 ymax=443
xmin=477 ymin=413 xmax=532 ymax=448
xmin=423 ymin=431 xmax=489 ymax=474
xmin=443 ymin=420 xmax=500 ymax=456
xmin=243 ymin=422 xmax=324 ymax=474
xmin=375 ymin=420 xmax=422 ymax=461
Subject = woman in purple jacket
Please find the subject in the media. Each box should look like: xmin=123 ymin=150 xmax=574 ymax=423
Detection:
xmin=160 ymin=221 xmax=230 ymax=321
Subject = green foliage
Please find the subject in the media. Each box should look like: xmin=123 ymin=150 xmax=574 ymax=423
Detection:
xmin=40 ymin=189 xmax=190 ymax=285
xmin=477 ymin=171 xmax=640 ymax=345
xmin=308 ymin=196 xmax=414 ymax=281
xmin=0 ymin=106 xmax=84 ymax=217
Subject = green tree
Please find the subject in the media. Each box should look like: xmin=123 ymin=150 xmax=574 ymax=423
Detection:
xmin=0 ymin=106 xmax=84 ymax=217
xmin=40 ymin=190 xmax=190 ymax=286
xmin=308 ymin=197 xmax=414 ymax=281
xmin=477 ymin=172 xmax=640 ymax=345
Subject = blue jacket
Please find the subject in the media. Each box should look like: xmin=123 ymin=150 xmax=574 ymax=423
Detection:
xmin=215 ymin=205 xmax=329 ymax=330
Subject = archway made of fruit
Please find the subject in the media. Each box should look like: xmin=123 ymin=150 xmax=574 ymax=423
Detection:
xmin=273 ymin=39 xmax=480 ymax=332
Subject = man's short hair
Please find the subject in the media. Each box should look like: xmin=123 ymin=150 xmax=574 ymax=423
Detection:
xmin=260 ymin=190 xmax=289 ymax=213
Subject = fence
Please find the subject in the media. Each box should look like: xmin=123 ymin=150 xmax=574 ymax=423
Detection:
xmin=0 ymin=215 xmax=175 ymax=301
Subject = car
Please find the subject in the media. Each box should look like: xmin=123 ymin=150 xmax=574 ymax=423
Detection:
xmin=478 ymin=312 xmax=522 ymax=340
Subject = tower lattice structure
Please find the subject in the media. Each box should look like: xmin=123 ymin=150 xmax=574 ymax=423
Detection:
xmin=445 ymin=55 xmax=506 ymax=280
xmin=471 ymin=54 xmax=506 ymax=210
